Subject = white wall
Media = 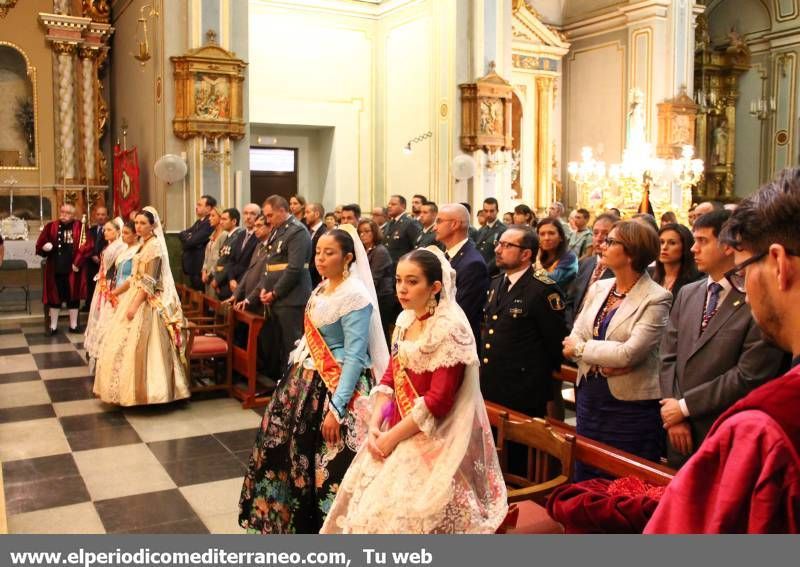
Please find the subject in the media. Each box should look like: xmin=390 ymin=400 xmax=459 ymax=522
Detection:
xmin=247 ymin=0 xmax=456 ymax=211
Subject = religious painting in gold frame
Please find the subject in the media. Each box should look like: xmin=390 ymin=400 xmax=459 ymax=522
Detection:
xmin=459 ymin=63 xmax=513 ymax=152
xmin=171 ymin=40 xmax=246 ymax=141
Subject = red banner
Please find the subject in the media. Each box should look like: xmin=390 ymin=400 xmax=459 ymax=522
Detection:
xmin=113 ymin=145 xmax=140 ymax=220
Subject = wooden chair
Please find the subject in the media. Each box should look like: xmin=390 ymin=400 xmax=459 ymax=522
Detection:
xmin=185 ymin=300 xmax=234 ymax=394
xmin=497 ymin=416 xmax=576 ymax=534
xmin=229 ymin=308 xmax=269 ymax=408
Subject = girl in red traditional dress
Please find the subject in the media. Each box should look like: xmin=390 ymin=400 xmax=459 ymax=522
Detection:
xmin=321 ymin=247 xmax=507 ymax=533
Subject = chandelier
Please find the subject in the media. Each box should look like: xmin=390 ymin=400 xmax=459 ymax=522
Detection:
xmin=568 ymin=143 xmax=703 ymax=224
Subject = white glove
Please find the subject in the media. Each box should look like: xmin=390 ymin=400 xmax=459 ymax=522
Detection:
xmin=42 ymin=242 xmax=54 ymax=252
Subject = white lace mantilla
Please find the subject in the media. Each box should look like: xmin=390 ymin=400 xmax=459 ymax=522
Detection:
xmin=394 ymin=309 xmax=479 ymax=374
xmin=308 ymin=276 xmax=372 ymax=328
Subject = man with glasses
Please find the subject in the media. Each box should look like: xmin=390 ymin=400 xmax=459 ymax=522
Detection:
xmin=435 ymin=203 xmax=488 ymax=341
xmin=658 ymin=210 xmax=783 ymax=469
xmin=646 ymin=168 xmax=800 ymax=534
xmin=480 ymin=225 xmax=568 ymax=418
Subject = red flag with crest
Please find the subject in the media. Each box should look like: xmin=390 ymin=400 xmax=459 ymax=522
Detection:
xmin=113 ymin=144 xmax=140 ymax=220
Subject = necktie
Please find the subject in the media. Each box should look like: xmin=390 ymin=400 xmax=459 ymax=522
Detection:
xmin=701 ymin=282 xmax=723 ymax=332
xmin=497 ymin=275 xmax=511 ymax=302
xmin=589 ymin=258 xmax=606 ymax=287
xmin=444 ymin=251 xmax=451 ymax=261
xmin=241 ymin=231 xmax=251 ymax=251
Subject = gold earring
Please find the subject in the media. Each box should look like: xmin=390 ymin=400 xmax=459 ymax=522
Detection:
xmin=427 ymin=295 xmax=437 ymax=315
xmin=343 ymin=264 xmax=350 ymax=279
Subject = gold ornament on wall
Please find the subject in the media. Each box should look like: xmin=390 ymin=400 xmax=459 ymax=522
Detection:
xmin=459 ymin=62 xmax=513 ymax=153
xmin=657 ymin=88 xmax=698 ymax=159
xmin=82 ymin=0 xmax=110 ymax=23
xmin=171 ymin=31 xmax=247 ymax=143
xmin=0 ymin=0 xmax=18 ymax=19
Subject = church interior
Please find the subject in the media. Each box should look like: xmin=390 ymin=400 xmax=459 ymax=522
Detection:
xmin=0 ymin=0 xmax=798 ymax=535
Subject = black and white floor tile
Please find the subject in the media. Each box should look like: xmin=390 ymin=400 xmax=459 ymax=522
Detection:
xmin=0 ymin=323 xmax=265 ymax=534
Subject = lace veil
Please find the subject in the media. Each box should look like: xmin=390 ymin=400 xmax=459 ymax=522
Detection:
xmin=143 ymin=206 xmax=182 ymax=313
xmin=322 ymin=246 xmax=508 ymax=534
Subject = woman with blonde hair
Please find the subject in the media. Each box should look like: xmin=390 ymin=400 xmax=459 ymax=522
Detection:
xmin=201 ymin=207 xmax=227 ymax=299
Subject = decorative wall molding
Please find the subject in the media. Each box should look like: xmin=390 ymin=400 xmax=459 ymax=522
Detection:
xmin=563 ymin=0 xmax=671 ymax=42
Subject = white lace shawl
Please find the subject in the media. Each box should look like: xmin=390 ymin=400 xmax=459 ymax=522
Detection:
xmin=393 ymin=308 xmax=479 ymax=374
xmin=307 ymin=276 xmax=371 ymax=329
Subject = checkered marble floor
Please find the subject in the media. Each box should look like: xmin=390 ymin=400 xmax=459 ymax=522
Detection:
xmin=0 ymin=323 xmax=265 ymax=534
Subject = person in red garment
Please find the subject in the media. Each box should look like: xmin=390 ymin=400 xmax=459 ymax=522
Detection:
xmin=36 ymin=204 xmax=94 ymax=335
xmin=645 ymin=168 xmax=800 ymax=534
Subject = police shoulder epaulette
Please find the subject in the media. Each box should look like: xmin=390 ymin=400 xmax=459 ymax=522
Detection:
xmin=533 ymin=268 xmax=556 ymax=285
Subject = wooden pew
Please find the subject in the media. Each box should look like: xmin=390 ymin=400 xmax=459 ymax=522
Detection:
xmin=545 ymin=418 xmax=675 ymax=486
xmin=485 ymin=400 xmax=675 ymax=486
xmin=200 ymin=295 xmax=269 ymax=408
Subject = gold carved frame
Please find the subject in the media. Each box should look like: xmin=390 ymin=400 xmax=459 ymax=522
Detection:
xmin=171 ymin=43 xmax=246 ymax=141
xmin=0 ymin=41 xmax=40 ymax=171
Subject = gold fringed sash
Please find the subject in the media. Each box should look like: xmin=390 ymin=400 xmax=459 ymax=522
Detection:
xmin=304 ymin=313 xmax=357 ymax=407
xmin=391 ymin=353 xmax=420 ymax=419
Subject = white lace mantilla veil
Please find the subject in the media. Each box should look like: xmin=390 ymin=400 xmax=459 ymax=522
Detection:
xmin=337 ymin=223 xmax=390 ymax=381
xmin=142 ymin=206 xmax=183 ymax=317
xmin=321 ymin=246 xmax=508 ymax=534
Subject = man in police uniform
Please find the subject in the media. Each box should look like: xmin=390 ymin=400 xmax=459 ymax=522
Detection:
xmin=480 ymin=224 xmax=568 ymax=418
xmin=474 ymin=197 xmax=506 ymax=277
xmin=383 ymin=194 xmax=421 ymax=266
xmin=242 ymin=195 xmax=312 ymax=371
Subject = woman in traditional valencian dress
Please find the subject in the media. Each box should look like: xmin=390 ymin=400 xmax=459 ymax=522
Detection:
xmin=93 ymin=208 xmax=190 ymax=406
xmin=239 ymin=225 xmax=389 ymax=534
xmin=321 ymin=248 xmax=508 ymax=534
xmin=84 ymin=218 xmax=126 ymax=367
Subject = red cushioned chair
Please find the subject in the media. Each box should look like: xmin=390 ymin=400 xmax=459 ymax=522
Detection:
xmin=185 ymin=301 xmax=233 ymax=395
xmin=496 ymin=416 xmax=576 ymax=534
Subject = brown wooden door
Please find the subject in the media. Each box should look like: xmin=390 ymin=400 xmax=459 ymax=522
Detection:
xmin=250 ymin=147 xmax=298 ymax=205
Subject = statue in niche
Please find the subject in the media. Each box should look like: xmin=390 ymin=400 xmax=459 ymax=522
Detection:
xmin=626 ymin=88 xmax=646 ymax=149
xmin=726 ymin=27 xmax=751 ymax=66
xmin=695 ymin=14 xmax=710 ymax=51
xmin=713 ymin=120 xmax=729 ymax=166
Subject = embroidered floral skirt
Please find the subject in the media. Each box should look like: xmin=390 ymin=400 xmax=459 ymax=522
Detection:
xmin=238 ymin=363 xmax=373 ymax=534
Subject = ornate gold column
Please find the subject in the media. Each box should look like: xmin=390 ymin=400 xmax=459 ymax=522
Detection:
xmin=536 ymin=76 xmax=554 ymax=209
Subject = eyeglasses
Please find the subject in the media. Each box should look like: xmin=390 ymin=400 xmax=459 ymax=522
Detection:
xmin=725 ymin=252 xmax=767 ymax=293
xmin=603 ymin=237 xmax=623 ymax=248
xmin=496 ymin=241 xmax=524 ymax=250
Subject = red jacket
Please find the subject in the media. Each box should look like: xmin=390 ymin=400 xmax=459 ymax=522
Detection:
xmin=36 ymin=219 xmax=95 ymax=304
xmin=645 ymin=364 xmax=800 ymax=533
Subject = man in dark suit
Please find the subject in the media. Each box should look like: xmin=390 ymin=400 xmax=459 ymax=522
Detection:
xmin=383 ymin=194 xmax=421 ymax=266
xmin=221 ymin=203 xmax=260 ymax=300
xmin=659 ymin=210 xmax=785 ymax=468
xmin=211 ymin=208 xmax=241 ymax=299
xmin=304 ymin=202 xmax=327 ymax=287
xmin=565 ymin=212 xmax=618 ymax=328
xmin=230 ymin=215 xmax=271 ymax=312
xmin=243 ymin=195 xmax=312 ymax=371
xmin=435 ymin=203 xmax=488 ymax=342
xmin=83 ymin=206 xmax=109 ymax=310
xmin=415 ymin=201 xmax=440 ymax=249
xmin=179 ymin=194 xmax=215 ymax=290
xmin=474 ymin=197 xmax=506 ymax=277
xmin=481 ymin=225 xmax=568 ymax=418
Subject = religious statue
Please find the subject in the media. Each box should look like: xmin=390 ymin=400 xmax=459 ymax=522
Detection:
xmin=626 ymin=88 xmax=646 ymax=149
xmin=713 ymin=120 xmax=729 ymax=166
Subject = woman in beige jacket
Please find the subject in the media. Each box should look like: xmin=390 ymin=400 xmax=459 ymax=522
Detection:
xmin=563 ymin=220 xmax=672 ymax=480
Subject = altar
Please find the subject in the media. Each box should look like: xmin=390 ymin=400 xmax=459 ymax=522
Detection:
xmin=2 ymin=239 xmax=41 ymax=269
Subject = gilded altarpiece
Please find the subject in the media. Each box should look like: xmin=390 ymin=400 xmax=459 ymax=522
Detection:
xmin=694 ymin=16 xmax=751 ymax=202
